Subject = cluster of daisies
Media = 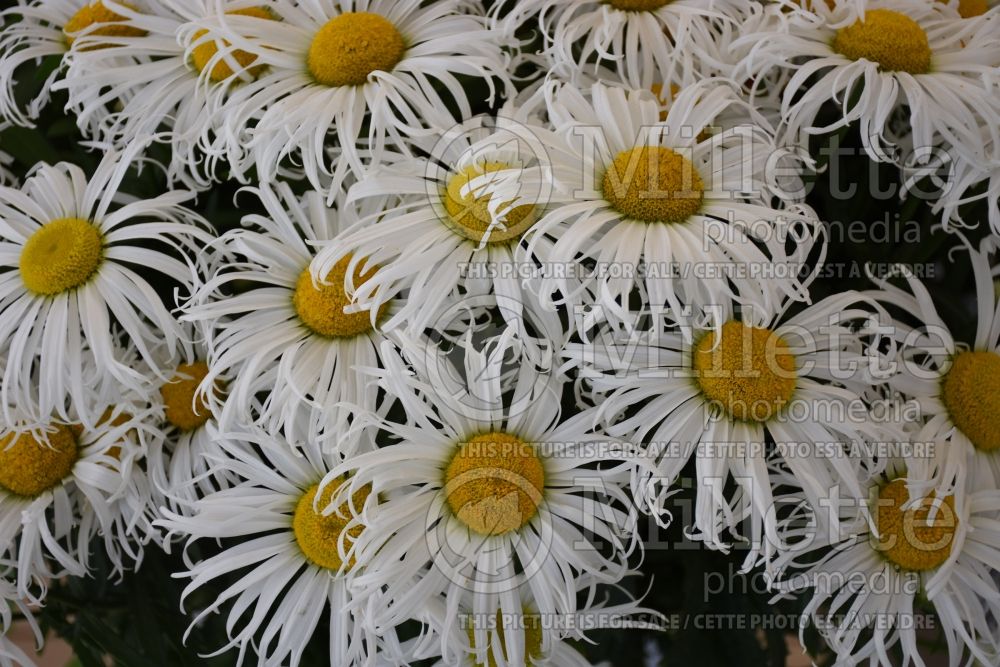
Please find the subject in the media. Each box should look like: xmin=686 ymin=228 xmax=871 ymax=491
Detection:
xmin=0 ymin=0 xmax=999 ymax=665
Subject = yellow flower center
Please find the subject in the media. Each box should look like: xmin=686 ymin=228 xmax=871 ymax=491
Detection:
xmin=941 ymin=350 xmax=1000 ymax=452
xmin=938 ymin=0 xmax=989 ymax=18
xmin=19 ymin=217 xmax=103 ymax=296
xmin=97 ymin=408 xmax=132 ymax=462
xmin=443 ymin=432 xmax=545 ymax=536
xmin=292 ymin=480 xmax=371 ymax=571
xmin=832 ymin=9 xmax=932 ymax=74
xmin=292 ymin=255 xmax=387 ymax=338
xmin=607 ymin=0 xmax=670 ymax=10
xmin=0 ymin=426 xmax=79 ymax=497
xmin=307 ymin=12 xmax=405 ymax=87
xmin=469 ymin=610 xmax=544 ymax=667
xmin=443 ymin=163 xmax=537 ymax=244
xmin=63 ymin=1 xmax=146 ymax=48
xmin=874 ymin=478 xmax=957 ymax=572
xmin=602 ymin=146 xmax=704 ymax=224
xmin=190 ymin=7 xmax=275 ymax=82
xmin=160 ymin=361 xmax=214 ymax=432
xmin=693 ymin=321 xmax=797 ymax=422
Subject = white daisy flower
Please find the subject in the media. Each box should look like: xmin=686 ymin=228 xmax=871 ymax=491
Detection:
xmin=737 ymin=0 xmax=1000 ymax=167
xmin=490 ymin=0 xmax=748 ymax=90
xmin=875 ymin=237 xmax=1000 ymax=493
xmin=156 ymin=422 xmax=388 ymax=667
xmin=0 ymin=146 xmax=209 ymax=427
xmin=312 ymin=110 xmax=567 ymax=350
xmin=56 ymin=0 xmax=285 ymax=189
xmin=770 ymin=458 xmax=1000 ymax=666
xmin=322 ymin=332 xmax=651 ymax=650
xmin=131 ymin=329 xmax=236 ymax=518
xmin=182 ymin=182 xmax=395 ymax=451
xmin=563 ymin=289 xmax=895 ymax=569
xmin=0 ymin=382 xmax=161 ymax=603
xmin=200 ymin=0 xmax=512 ymax=188
xmin=423 ymin=575 xmax=664 ymax=667
xmin=521 ymin=80 xmax=820 ymax=331
xmin=0 ymin=0 xmax=147 ymax=129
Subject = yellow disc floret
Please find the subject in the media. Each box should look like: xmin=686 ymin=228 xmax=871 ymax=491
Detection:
xmin=19 ymin=217 xmax=103 ymax=296
xmin=292 ymin=480 xmax=371 ymax=571
xmin=64 ymin=1 xmax=146 ymax=48
xmin=602 ymin=146 xmax=704 ymax=224
xmin=832 ymin=9 xmax=932 ymax=74
xmin=190 ymin=7 xmax=274 ymax=82
xmin=161 ymin=361 xmax=214 ymax=432
xmin=443 ymin=163 xmax=537 ymax=244
xmin=444 ymin=432 xmax=545 ymax=536
xmin=941 ymin=350 xmax=1000 ymax=452
xmin=0 ymin=426 xmax=79 ymax=497
xmin=937 ymin=0 xmax=989 ymax=18
xmin=307 ymin=12 xmax=405 ymax=87
xmin=874 ymin=478 xmax=957 ymax=572
xmin=292 ymin=255 xmax=387 ymax=338
xmin=607 ymin=0 xmax=670 ymax=10
xmin=469 ymin=610 xmax=543 ymax=667
xmin=693 ymin=321 xmax=798 ymax=422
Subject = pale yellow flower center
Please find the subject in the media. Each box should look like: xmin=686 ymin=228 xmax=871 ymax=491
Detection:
xmin=19 ymin=217 xmax=103 ymax=296
xmin=0 ymin=426 xmax=79 ymax=497
xmin=307 ymin=12 xmax=405 ymax=87
xmin=444 ymin=432 xmax=545 ymax=536
xmin=941 ymin=350 xmax=1000 ymax=452
xmin=693 ymin=321 xmax=798 ymax=423
xmin=190 ymin=7 xmax=275 ymax=82
xmin=874 ymin=479 xmax=957 ymax=572
xmin=292 ymin=480 xmax=371 ymax=571
xmin=63 ymin=1 xmax=146 ymax=48
xmin=161 ymin=361 xmax=215 ymax=432
xmin=832 ymin=9 xmax=932 ymax=74
xmin=602 ymin=146 xmax=704 ymax=224
xmin=292 ymin=255 xmax=387 ymax=338
xmin=443 ymin=163 xmax=537 ymax=244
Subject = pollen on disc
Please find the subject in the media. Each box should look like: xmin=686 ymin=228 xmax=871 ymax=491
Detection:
xmin=19 ymin=217 xmax=104 ymax=296
xmin=444 ymin=432 xmax=545 ymax=536
xmin=307 ymin=12 xmax=406 ymax=87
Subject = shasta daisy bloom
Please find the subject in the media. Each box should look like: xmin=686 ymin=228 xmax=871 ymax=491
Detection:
xmin=563 ymin=289 xmax=895 ymax=569
xmin=770 ymin=458 xmax=1000 ymax=666
xmin=156 ymin=424 xmax=386 ymax=667
xmin=182 ymin=182 xmax=394 ymax=451
xmin=134 ymin=331 xmax=236 ymax=517
xmin=200 ymin=0 xmax=512 ymax=188
xmin=737 ymin=0 xmax=1000 ymax=167
xmin=875 ymin=238 xmax=1000 ymax=493
xmin=491 ymin=0 xmax=747 ymax=90
xmin=0 ymin=385 xmax=161 ymax=602
xmin=522 ymin=80 xmax=820 ymax=330
xmin=311 ymin=111 xmax=567 ymax=344
xmin=56 ymin=0 xmax=284 ymax=189
xmin=322 ymin=333 xmax=649 ymax=643
xmin=0 ymin=147 xmax=209 ymax=427
xmin=0 ymin=0 xmax=146 ymax=128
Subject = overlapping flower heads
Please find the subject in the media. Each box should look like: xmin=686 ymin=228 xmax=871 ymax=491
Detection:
xmin=0 ymin=1 xmax=999 ymax=666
